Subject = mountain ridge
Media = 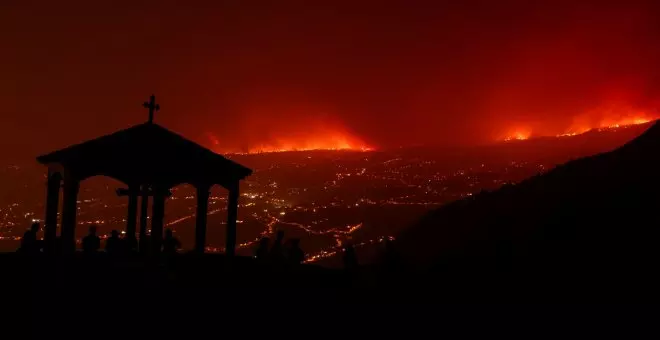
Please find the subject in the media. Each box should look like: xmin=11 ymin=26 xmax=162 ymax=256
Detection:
xmin=395 ymin=120 xmax=660 ymax=273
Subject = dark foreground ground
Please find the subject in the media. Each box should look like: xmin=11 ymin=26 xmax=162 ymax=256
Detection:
xmin=2 ymin=253 xmax=659 ymax=336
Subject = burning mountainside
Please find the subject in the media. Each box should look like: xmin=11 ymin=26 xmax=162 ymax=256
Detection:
xmin=240 ymin=133 xmax=373 ymax=154
xmin=560 ymin=107 xmax=655 ymax=137
xmin=203 ymin=105 xmax=374 ymax=154
xmin=503 ymin=108 xmax=657 ymax=142
xmin=207 ymin=129 xmax=373 ymax=154
xmin=503 ymin=129 xmax=532 ymax=141
xmin=556 ymin=117 xmax=653 ymax=137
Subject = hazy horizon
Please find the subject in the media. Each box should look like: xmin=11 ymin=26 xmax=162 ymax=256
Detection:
xmin=3 ymin=0 xmax=660 ymax=159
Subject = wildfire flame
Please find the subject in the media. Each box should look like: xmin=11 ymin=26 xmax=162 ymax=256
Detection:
xmin=503 ymin=106 xmax=656 ymax=141
xmin=502 ymin=129 xmax=531 ymax=142
xmin=244 ymin=134 xmax=373 ymax=154
xmin=208 ymin=131 xmax=373 ymax=154
xmin=598 ymin=117 xmax=652 ymax=129
xmin=558 ymin=115 xmax=653 ymax=138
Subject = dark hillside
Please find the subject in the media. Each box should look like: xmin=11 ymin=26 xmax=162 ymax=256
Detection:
xmin=396 ymin=120 xmax=660 ymax=277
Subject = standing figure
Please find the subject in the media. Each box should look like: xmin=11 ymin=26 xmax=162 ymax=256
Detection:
xmin=254 ymin=237 xmax=270 ymax=261
xmin=82 ymin=225 xmax=101 ymax=254
xmin=287 ymin=238 xmax=305 ymax=265
xmin=269 ymin=230 xmax=285 ymax=264
xmin=19 ymin=222 xmax=41 ymax=254
xmin=162 ymin=228 xmax=181 ymax=256
xmin=105 ymin=230 xmax=124 ymax=256
xmin=125 ymin=236 xmax=138 ymax=254
xmin=343 ymin=242 xmax=358 ymax=271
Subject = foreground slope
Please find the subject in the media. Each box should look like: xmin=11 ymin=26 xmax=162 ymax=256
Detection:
xmin=396 ymin=120 xmax=660 ymax=273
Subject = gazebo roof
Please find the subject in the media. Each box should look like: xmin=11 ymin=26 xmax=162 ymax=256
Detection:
xmin=37 ymin=123 xmax=252 ymax=188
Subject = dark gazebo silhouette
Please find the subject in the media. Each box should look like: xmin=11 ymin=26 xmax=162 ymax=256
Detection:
xmin=36 ymin=95 xmax=252 ymax=255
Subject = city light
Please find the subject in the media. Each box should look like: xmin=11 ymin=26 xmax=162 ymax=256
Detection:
xmin=0 ymin=127 xmax=633 ymax=262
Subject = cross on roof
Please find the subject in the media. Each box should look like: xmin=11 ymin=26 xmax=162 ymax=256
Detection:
xmin=143 ymin=94 xmax=160 ymax=124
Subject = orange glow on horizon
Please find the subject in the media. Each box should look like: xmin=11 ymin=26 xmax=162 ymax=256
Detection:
xmin=558 ymin=115 xmax=654 ymax=138
xmin=598 ymin=117 xmax=652 ymax=129
xmin=244 ymin=137 xmax=374 ymax=154
xmin=558 ymin=104 xmax=657 ymax=138
xmin=503 ymin=108 xmax=656 ymax=142
xmin=503 ymin=129 xmax=531 ymax=142
xmin=211 ymin=132 xmax=373 ymax=154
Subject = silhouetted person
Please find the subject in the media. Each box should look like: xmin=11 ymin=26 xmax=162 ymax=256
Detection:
xmin=270 ymin=230 xmax=285 ymax=264
xmin=82 ymin=225 xmax=101 ymax=254
xmin=254 ymin=237 xmax=270 ymax=261
xmin=105 ymin=230 xmax=124 ymax=256
xmin=19 ymin=222 xmax=41 ymax=254
xmin=287 ymin=238 xmax=305 ymax=265
xmin=139 ymin=237 xmax=150 ymax=255
xmin=125 ymin=236 xmax=138 ymax=254
xmin=52 ymin=236 xmax=62 ymax=255
xmin=382 ymin=239 xmax=399 ymax=268
xmin=343 ymin=242 xmax=358 ymax=271
xmin=162 ymin=229 xmax=181 ymax=256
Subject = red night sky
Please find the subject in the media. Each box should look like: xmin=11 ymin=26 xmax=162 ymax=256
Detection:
xmin=2 ymin=0 xmax=660 ymax=158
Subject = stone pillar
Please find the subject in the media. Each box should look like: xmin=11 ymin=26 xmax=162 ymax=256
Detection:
xmin=139 ymin=185 xmax=150 ymax=254
xmin=194 ymin=185 xmax=210 ymax=254
xmin=60 ymin=176 xmax=79 ymax=253
xmin=125 ymin=186 xmax=138 ymax=247
xmin=150 ymin=191 xmax=166 ymax=255
xmin=43 ymin=171 xmax=61 ymax=252
xmin=226 ymin=181 xmax=240 ymax=257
